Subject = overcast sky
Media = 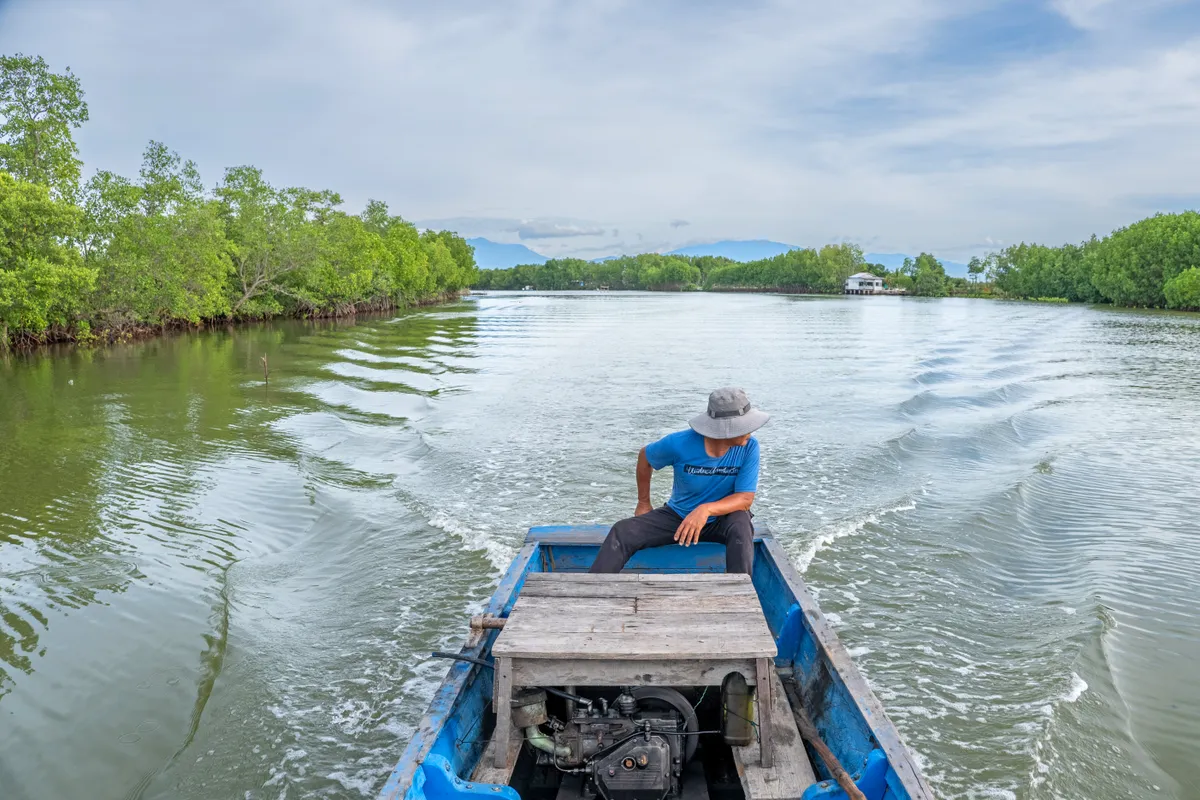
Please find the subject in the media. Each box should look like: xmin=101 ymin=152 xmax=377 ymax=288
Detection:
xmin=2 ymin=0 xmax=1199 ymax=260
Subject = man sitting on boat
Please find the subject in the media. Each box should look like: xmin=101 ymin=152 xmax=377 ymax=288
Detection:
xmin=590 ymin=387 xmax=769 ymax=574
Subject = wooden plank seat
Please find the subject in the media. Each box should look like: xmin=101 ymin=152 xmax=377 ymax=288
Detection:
xmin=490 ymin=573 xmax=778 ymax=769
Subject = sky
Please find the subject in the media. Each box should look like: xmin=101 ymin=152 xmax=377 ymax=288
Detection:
xmin=2 ymin=0 xmax=1199 ymax=262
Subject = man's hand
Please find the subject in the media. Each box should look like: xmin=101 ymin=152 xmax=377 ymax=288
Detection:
xmin=674 ymin=504 xmax=710 ymax=547
xmin=635 ymin=499 xmax=653 ymax=516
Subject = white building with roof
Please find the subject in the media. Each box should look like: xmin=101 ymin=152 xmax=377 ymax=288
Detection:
xmin=844 ymin=272 xmax=884 ymax=294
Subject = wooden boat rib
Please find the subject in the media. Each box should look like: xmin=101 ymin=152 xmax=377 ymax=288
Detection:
xmin=378 ymin=524 xmax=934 ymax=800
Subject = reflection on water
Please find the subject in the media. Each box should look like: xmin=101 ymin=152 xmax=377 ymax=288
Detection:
xmin=0 ymin=294 xmax=1198 ymax=799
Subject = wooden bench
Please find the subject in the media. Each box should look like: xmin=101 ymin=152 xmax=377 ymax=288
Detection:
xmin=490 ymin=573 xmax=778 ymax=769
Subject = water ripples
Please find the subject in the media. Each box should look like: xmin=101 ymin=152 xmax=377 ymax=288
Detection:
xmin=1 ymin=295 xmax=1198 ymax=798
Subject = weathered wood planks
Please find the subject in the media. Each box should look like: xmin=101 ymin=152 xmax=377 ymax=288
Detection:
xmin=495 ymin=573 xmax=776 ymax=660
xmin=510 ymin=657 xmax=759 ymax=687
xmin=472 ymin=722 xmax=522 ymax=784
xmin=495 ymin=629 xmax=775 ymax=659
xmin=732 ymin=670 xmax=817 ymax=799
xmin=491 ymin=572 xmax=778 ymax=768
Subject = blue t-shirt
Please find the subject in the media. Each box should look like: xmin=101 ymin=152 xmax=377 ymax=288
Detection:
xmin=644 ymin=429 xmax=760 ymax=518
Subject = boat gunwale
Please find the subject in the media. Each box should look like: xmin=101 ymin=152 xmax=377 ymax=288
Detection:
xmin=758 ymin=535 xmax=934 ymax=800
xmin=376 ymin=541 xmax=539 ymax=800
xmin=377 ymin=526 xmax=935 ymax=800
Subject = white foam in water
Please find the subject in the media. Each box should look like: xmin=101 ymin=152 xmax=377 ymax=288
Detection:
xmin=793 ymin=499 xmax=917 ymax=573
xmin=1063 ymin=672 xmax=1088 ymax=703
xmin=327 ymin=770 xmax=385 ymax=796
xmin=427 ymin=510 xmax=515 ymax=571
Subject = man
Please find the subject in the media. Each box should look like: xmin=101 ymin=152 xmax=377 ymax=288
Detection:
xmin=590 ymin=387 xmax=769 ymax=574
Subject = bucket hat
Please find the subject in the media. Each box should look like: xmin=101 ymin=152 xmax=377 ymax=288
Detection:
xmin=688 ymin=387 xmax=770 ymax=439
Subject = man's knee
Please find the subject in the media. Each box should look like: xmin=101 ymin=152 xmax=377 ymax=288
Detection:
xmin=724 ymin=510 xmax=753 ymax=539
xmin=608 ymin=517 xmax=633 ymax=542
xmin=602 ymin=517 xmax=639 ymax=552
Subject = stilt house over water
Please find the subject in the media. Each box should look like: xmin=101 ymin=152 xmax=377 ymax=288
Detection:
xmin=844 ymin=272 xmax=884 ymax=294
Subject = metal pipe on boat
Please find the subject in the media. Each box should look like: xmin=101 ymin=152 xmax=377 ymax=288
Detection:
xmin=523 ymin=726 xmax=572 ymax=758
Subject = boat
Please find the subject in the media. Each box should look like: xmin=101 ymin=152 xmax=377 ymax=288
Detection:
xmin=378 ymin=524 xmax=934 ymax=800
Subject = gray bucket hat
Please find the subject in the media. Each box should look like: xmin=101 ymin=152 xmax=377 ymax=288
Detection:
xmin=688 ymin=387 xmax=771 ymax=439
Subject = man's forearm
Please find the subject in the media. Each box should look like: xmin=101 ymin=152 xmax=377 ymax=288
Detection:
xmin=636 ymin=447 xmax=653 ymax=504
xmin=699 ymin=492 xmax=755 ymax=517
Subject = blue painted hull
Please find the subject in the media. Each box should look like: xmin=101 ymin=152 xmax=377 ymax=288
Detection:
xmin=378 ymin=525 xmax=934 ymax=800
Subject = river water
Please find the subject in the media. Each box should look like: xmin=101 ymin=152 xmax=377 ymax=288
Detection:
xmin=1 ymin=292 xmax=1198 ymax=800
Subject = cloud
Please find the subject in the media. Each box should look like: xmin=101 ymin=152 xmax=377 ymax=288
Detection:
xmin=514 ymin=221 xmax=606 ymax=239
xmin=415 ymin=215 xmax=609 ymax=240
xmin=2 ymin=0 xmax=1198 ymax=259
xmin=416 ymin=216 xmax=520 ymax=238
xmin=670 ymin=219 xmax=690 ymax=228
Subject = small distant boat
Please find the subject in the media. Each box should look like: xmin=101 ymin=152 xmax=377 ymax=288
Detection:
xmin=378 ymin=524 xmax=933 ymax=800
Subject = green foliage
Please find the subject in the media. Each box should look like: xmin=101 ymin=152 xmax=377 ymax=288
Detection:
xmin=967 ymin=256 xmax=984 ymax=282
xmin=987 ymin=241 xmax=1101 ymax=303
xmin=91 ymin=143 xmax=231 ymax=327
xmin=0 ymin=53 xmax=476 ymax=348
xmin=216 ymin=166 xmax=329 ymax=317
xmin=1089 ymin=212 xmax=1200 ymax=307
xmin=705 ymin=243 xmax=864 ymax=292
xmin=421 ymin=229 xmax=479 ymax=293
xmin=476 ymin=253 xmax=706 ymax=291
xmin=80 ymin=169 xmax=139 ymax=265
xmin=8 ymin=49 xmax=1200 ymax=347
xmin=0 ymin=54 xmax=89 ymax=199
xmin=986 ymin=213 xmax=1200 ymax=308
xmin=910 ymin=253 xmax=948 ymax=297
xmin=1164 ymin=267 xmax=1200 ymax=310
xmin=0 ymin=171 xmax=94 ymax=343
xmin=97 ymin=199 xmax=233 ymax=326
xmin=372 ymin=205 xmax=432 ymax=301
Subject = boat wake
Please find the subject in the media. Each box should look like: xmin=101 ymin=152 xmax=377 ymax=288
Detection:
xmin=786 ymin=498 xmax=918 ymax=574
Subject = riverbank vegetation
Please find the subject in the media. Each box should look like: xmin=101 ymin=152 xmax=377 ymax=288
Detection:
xmin=474 ymin=245 xmax=964 ymax=297
xmin=476 ymin=213 xmax=1200 ymax=313
xmin=0 ymin=53 xmax=476 ymax=350
xmin=985 ymin=212 xmax=1200 ymax=310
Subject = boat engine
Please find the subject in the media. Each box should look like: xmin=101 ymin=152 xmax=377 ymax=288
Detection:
xmin=512 ymin=687 xmax=700 ymax=800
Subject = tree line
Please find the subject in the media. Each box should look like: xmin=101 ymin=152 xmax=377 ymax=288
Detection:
xmin=474 ymin=253 xmax=726 ymax=291
xmin=1 ymin=53 xmax=476 ymax=349
xmin=477 ymin=214 xmax=1200 ymax=312
xmin=474 ymin=245 xmax=966 ymax=297
xmin=980 ymin=211 xmax=1200 ymax=310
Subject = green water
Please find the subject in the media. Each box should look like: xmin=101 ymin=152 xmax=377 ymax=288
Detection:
xmin=1 ymin=293 xmax=1198 ymax=799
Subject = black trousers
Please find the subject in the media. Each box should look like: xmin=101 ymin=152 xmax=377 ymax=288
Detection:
xmin=588 ymin=507 xmax=755 ymax=574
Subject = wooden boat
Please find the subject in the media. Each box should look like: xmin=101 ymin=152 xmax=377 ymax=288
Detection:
xmin=378 ymin=524 xmax=934 ymax=800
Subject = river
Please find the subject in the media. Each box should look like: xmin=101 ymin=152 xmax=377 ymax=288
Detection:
xmin=1 ymin=292 xmax=1197 ymax=799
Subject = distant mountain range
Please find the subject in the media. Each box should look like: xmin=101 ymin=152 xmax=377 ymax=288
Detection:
xmin=468 ymin=237 xmax=969 ymax=277
xmin=467 ymin=238 xmax=547 ymax=269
